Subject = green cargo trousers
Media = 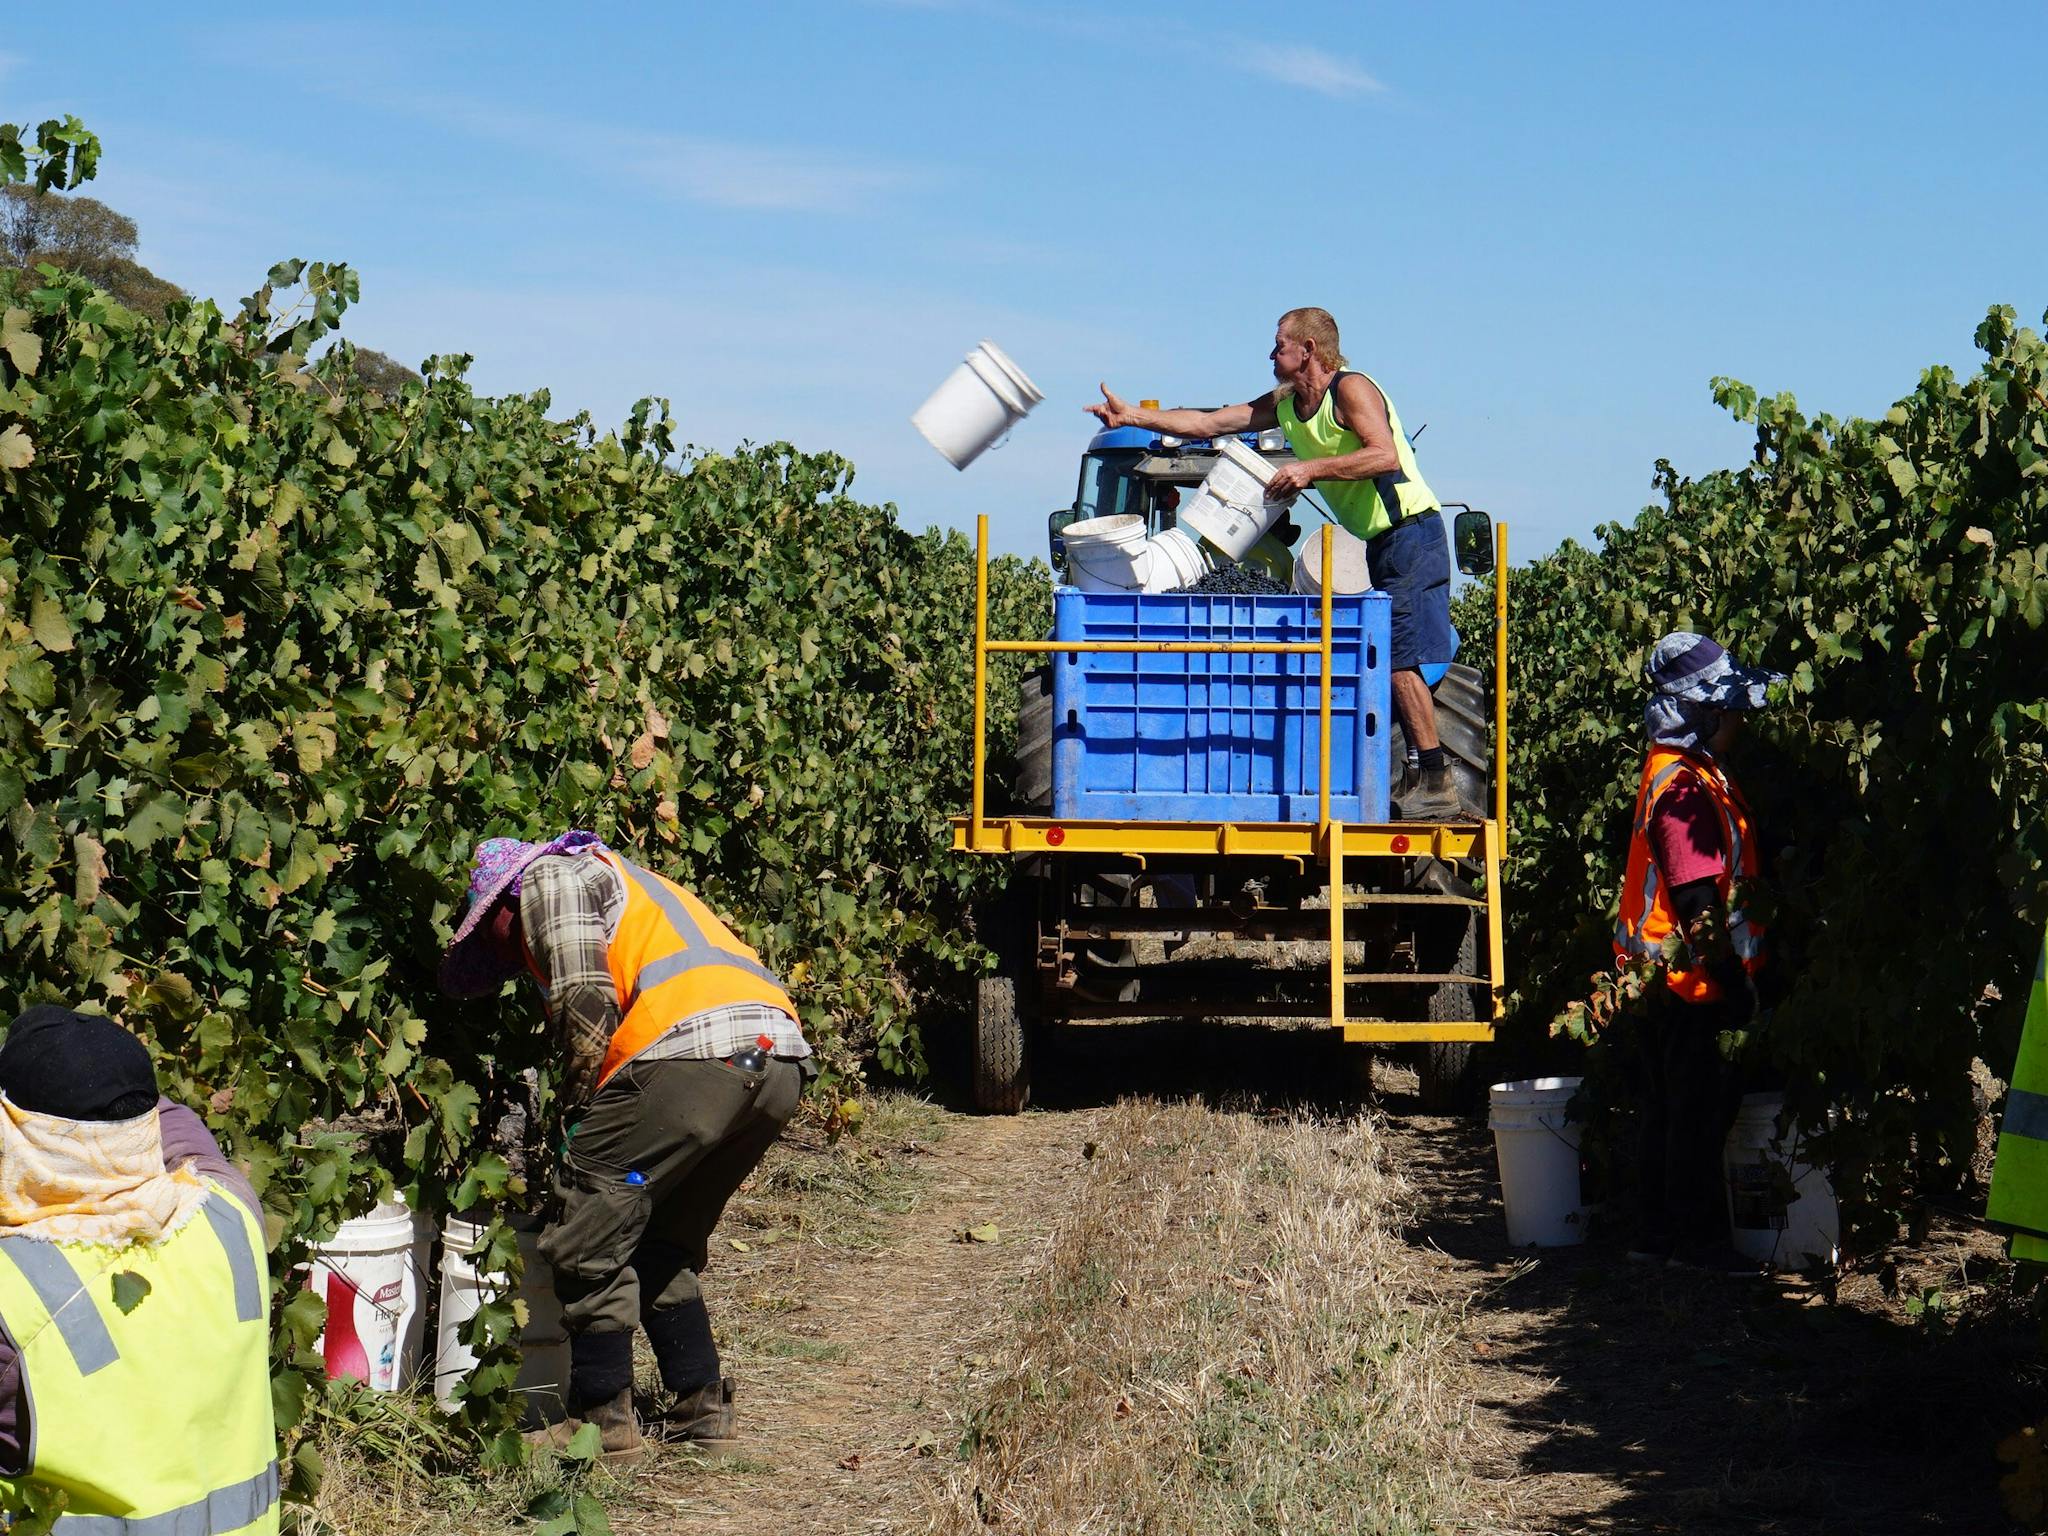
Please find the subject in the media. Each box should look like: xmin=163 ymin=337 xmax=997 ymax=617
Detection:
xmin=539 ymin=1053 xmax=804 ymax=1335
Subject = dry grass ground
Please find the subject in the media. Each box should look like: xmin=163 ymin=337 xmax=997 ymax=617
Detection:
xmin=928 ymin=1098 xmax=1474 ymax=1535
xmin=297 ymin=1025 xmax=2036 ymax=1536
xmin=296 ymin=1063 xmax=1477 ymax=1536
xmin=300 ymin=1090 xmax=987 ymax=1535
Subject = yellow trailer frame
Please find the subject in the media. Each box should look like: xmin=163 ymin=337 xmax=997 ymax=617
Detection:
xmin=953 ymin=518 xmax=1510 ymax=1044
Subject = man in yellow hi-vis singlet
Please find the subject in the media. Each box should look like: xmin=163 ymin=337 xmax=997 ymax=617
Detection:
xmin=1088 ymin=307 xmax=1466 ymax=820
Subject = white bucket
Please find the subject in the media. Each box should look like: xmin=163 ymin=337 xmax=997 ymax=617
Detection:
xmin=1488 ymin=1078 xmax=1586 ymax=1247
xmin=1292 ymin=525 xmax=1373 ymax=595
xmin=911 ymin=340 xmax=1044 ymax=470
xmin=304 ymin=1200 xmax=431 ymax=1391
xmin=1143 ymin=525 xmax=1214 ymax=592
xmin=1177 ymin=438 xmax=1286 ymax=560
xmin=1062 ymin=513 xmax=1152 ymax=593
xmin=1724 ymin=1093 xmax=1840 ymax=1271
xmin=435 ymin=1215 xmax=571 ymax=1427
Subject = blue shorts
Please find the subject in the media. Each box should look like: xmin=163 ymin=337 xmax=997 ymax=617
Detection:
xmin=1367 ymin=511 xmax=1454 ymax=672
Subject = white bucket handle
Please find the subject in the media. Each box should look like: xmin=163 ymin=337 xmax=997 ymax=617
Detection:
xmin=308 ymin=1250 xmax=432 ymax=1322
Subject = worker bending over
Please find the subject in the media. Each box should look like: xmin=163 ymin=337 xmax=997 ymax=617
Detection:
xmin=440 ymin=831 xmax=812 ymax=1459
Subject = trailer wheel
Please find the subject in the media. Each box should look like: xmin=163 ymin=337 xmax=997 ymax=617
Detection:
xmin=970 ymin=880 xmax=1038 ymax=1114
xmin=1418 ymin=909 xmax=1484 ymax=1113
xmin=973 ymin=972 xmax=1030 ymax=1114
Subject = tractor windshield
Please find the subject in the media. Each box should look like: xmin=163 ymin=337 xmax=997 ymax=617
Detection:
xmin=1073 ymin=449 xmax=1146 ymax=524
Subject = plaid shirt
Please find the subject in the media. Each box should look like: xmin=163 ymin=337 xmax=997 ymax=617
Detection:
xmin=520 ymin=853 xmax=810 ymax=1107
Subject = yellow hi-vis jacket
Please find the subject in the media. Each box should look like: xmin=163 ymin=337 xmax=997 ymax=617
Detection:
xmin=1988 ymin=924 xmax=2048 ymax=1264
xmin=589 ymin=850 xmax=797 ymax=1090
xmin=1275 ymin=368 xmax=1440 ymax=542
xmin=0 ymin=1180 xmax=279 ymax=1534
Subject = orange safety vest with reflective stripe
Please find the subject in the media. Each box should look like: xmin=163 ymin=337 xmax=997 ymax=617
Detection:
xmin=579 ymin=851 xmax=796 ymax=1088
xmin=1613 ymin=746 xmax=1766 ymax=1003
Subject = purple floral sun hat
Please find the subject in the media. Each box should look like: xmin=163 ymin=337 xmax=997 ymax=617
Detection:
xmin=438 ymin=830 xmax=607 ymax=998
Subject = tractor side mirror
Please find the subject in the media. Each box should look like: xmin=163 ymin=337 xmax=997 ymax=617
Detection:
xmin=1451 ymin=506 xmax=1495 ymax=577
xmin=1048 ymin=507 xmax=1080 ymax=567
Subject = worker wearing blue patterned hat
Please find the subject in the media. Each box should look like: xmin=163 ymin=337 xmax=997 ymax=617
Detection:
xmin=1614 ymin=632 xmax=1785 ymax=1274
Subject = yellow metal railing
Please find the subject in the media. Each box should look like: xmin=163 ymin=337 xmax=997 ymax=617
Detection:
xmin=1493 ymin=521 xmax=1509 ymax=842
xmin=965 ymin=509 xmax=1512 ymax=1040
xmin=969 ymin=516 xmax=1340 ymax=853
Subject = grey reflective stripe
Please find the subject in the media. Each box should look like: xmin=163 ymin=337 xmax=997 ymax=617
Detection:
xmin=1710 ymin=765 xmax=1747 ymax=876
xmin=54 ymin=1459 xmax=279 ymax=1535
xmin=2005 ymin=1087 xmax=2048 ymax=1144
xmin=618 ymin=861 xmax=786 ymax=1010
xmin=621 ymin=860 xmax=713 ymax=949
xmin=1616 ymin=851 xmax=1664 ymax=955
xmin=627 ymin=945 xmax=785 ymax=1011
xmin=1640 ymin=761 xmax=1690 ymax=825
xmin=199 ymin=1195 xmax=264 ymax=1324
xmin=1729 ymin=911 xmax=1763 ymax=960
xmin=0 ymin=1239 xmax=118 ymax=1377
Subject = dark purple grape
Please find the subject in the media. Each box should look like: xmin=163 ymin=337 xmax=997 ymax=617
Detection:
xmin=1170 ymin=564 xmax=1292 ymax=595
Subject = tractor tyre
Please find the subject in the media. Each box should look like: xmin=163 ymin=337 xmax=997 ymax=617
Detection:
xmin=1418 ymin=908 xmax=1485 ymax=1114
xmin=1389 ymin=661 xmax=1490 ymax=819
xmin=1012 ymin=665 xmax=1053 ymax=812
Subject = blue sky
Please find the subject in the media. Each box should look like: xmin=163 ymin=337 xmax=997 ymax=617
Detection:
xmin=8 ymin=3 xmax=2047 ymax=562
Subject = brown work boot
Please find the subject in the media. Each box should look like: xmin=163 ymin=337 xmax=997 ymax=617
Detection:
xmin=525 ymin=1387 xmax=645 ymax=1465
xmin=652 ymin=1376 xmax=739 ymax=1449
xmin=1395 ymin=761 xmax=1469 ymax=823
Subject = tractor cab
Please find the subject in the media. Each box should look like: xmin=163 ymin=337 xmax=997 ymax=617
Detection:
xmin=1050 ymin=419 xmax=1498 ymax=601
xmin=1049 ymin=420 xmax=1301 ymax=568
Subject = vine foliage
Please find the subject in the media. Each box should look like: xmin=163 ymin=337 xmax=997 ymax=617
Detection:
xmin=1456 ymin=309 xmax=2048 ymax=1253
xmin=0 ymin=125 xmax=1045 ymax=1486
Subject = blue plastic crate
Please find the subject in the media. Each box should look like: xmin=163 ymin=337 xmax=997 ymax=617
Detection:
xmin=1049 ymin=587 xmax=1392 ymax=823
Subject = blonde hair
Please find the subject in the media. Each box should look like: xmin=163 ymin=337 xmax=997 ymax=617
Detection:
xmin=1278 ymin=307 xmax=1348 ymax=370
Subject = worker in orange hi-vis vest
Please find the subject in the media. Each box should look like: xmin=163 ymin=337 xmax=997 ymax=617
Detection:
xmin=440 ymin=831 xmax=814 ymax=1461
xmin=1612 ymin=632 xmax=1784 ymax=1276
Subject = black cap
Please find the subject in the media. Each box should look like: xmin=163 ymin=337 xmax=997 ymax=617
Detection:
xmin=0 ymin=1006 xmax=158 ymax=1121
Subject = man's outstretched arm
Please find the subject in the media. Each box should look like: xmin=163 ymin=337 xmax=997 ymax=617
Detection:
xmin=1086 ymin=383 xmax=1279 ymax=439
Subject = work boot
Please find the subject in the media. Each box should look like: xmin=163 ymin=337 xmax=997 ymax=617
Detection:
xmin=525 ymin=1387 xmax=646 ymax=1464
xmin=652 ymin=1376 xmax=739 ymax=1449
xmin=1395 ymin=761 xmax=1469 ymax=823
xmin=527 ymin=1329 xmax=645 ymax=1462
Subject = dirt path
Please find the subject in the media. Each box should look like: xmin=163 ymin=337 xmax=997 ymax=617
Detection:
xmin=1381 ymin=1092 xmax=2042 ymax=1536
xmin=609 ymin=1100 xmax=1107 ymax=1535
xmin=590 ymin=1030 xmax=2042 ymax=1536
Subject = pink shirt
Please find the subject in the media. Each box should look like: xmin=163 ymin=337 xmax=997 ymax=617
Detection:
xmin=1649 ymin=768 xmax=1728 ymax=887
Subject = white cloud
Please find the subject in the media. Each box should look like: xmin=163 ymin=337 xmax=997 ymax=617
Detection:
xmin=0 ymin=51 xmax=22 ymax=87
xmin=1239 ymin=44 xmax=1384 ymax=98
xmin=631 ymin=137 xmax=922 ymax=214
xmin=327 ymin=89 xmax=922 ymax=217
